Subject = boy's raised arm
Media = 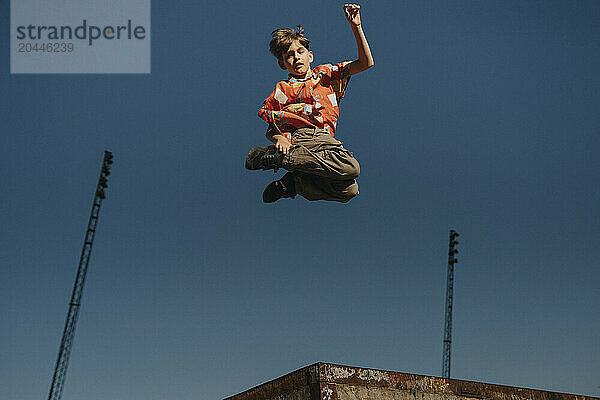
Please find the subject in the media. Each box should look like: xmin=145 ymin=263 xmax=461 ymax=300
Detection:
xmin=344 ymin=4 xmax=374 ymax=76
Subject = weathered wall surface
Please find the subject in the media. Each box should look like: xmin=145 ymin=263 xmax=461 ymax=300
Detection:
xmin=324 ymin=383 xmax=539 ymax=400
xmin=318 ymin=364 xmax=597 ymax=400
xmin=326 ymin=385 xmax=449 ymax=400
xmin=225 ymin=362 xmax=599 ymax=400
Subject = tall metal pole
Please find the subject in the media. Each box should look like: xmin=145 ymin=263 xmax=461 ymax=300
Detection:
xmin=442 ymin=229 xmax=459 ymax=379
xmin=48 ymin=151 xmax=114 ymax=400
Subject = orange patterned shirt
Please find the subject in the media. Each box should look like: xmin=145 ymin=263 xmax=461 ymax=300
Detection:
xmin=258 ymin=61 xmax=352 ymax=140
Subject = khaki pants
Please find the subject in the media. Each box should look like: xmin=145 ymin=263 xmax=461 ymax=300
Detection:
xmin=282 ymin=127 xmax=360 ymax=203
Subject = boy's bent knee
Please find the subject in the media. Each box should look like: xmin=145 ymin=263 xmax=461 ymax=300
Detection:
xmin=339 ymin=181 xmax=359 ymax=203
xmin=344 ymin=158 xmax=360 ymax=179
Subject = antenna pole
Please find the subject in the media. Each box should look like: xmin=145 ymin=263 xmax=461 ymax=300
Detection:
xmin=48 ymin=151 xmax=114 ymax=400
xmin=442 ymin=229 xmax=459 ymax=379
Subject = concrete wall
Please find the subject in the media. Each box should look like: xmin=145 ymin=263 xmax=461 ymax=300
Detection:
xmin=225 ymin=363 xmax=599 ymax=400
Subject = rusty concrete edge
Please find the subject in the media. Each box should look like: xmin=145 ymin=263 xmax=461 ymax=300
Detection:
xmin=316 ymin=362 xmax=599 ymax=400
xmin=224 ymin=362 xmax=599 ymax=400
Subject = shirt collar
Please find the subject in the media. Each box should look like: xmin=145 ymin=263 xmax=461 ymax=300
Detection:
xmin=288 ymin=69 xmax=314 ymax=83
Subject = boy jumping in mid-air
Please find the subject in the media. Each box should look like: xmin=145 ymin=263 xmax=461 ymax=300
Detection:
xmin=246 ymin=4 xmax=374 ymax=203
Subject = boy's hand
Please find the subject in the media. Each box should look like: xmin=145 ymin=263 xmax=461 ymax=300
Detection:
xmin=344 ymin=4 xmax=362 ymax=27
xmin=344 ymin=3 xmax=374 ymax=76
xmin=274 ymin=135 xmax=292 ymax=155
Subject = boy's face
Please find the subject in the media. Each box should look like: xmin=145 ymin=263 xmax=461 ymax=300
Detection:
xmin=279 ymin=40 xmax=313 ymax=78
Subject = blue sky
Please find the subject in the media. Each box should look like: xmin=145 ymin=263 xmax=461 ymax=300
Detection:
xmin=1 ymin=1 xmax=599 ymax=399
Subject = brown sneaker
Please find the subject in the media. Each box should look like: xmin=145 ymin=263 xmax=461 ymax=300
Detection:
xmin=262 ymin=172 xmax=297 ymax=203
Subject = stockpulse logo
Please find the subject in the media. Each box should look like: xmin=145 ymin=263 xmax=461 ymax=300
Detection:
xmin=11 ymin=0 xmax=151 ymax=74
xmin=15 ymin=20 xmax=147 ymax=46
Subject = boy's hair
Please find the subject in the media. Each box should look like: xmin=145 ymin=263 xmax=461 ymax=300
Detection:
xmin=269 ymin=25 xmax=310 ymax=61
